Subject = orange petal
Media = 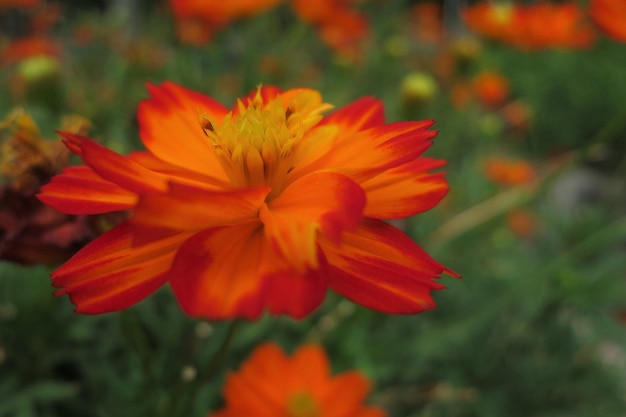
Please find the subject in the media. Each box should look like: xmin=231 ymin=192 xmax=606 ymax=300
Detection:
xmin=292 ymin=121 xmax=437 ymax=185
xmin=127 ymin=150 xmax=230 ymax=190
xmin=321 ymin=372 xmax=373 ymax=417
xmin=58 ymin=132 xmax=168 ymax=193
xmin=38 ymin=166 xmax=137 ymax=214
xmin=138 ymin=82 xmax=229 ymax=180
xmin=131 ymin=182 xmax=270 ymax=232
xmin=320 ymin=96 xmax=385 ymax=133
xmin=322 ymin=219 xmax=457 ymax=314
xmin=221 ymin=343 xmax=290 ymax=413
xmin=169 ymin=221 xmax=328 ymax=319
xmin=52 ymin=222 xmax=192 ymax=313
xmin=361 ymin=157 xmax=449 ymax=219
xmin=290 ymin=344 xmax=330 ymax=392
xmin=260 ymin=172 xmax=365 ymax=271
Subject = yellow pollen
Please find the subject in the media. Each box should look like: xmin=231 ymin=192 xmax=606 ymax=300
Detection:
xmin=287 ymin=391 xmax=320 ymax=417
xmin=199 ymin=88 xmax=332 ymax=195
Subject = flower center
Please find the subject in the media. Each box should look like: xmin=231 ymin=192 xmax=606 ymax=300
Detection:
xmin=200 ymin=88 xmax=332 ymax=196
xmin=287 ymin=391 xmax=320 ymax=417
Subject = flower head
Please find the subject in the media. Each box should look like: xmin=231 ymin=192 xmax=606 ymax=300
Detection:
xmin=590 ymin=0 xmax=626 ymax=43
xmin=462 ymin=1 xmax=594 ymax=50
xmin=169 ymin=0 xmax=282 ymax=44
xmin=291 ymin=0 xmax=369 ymax=59
xmin=39 ymin=82 xmax=456 ymax=320
xmin=209 ymin=343 xmax=386 ymax=417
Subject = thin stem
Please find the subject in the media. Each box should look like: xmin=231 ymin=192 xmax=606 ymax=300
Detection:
xmin=162 ymin=319 xmax=243 ymax=417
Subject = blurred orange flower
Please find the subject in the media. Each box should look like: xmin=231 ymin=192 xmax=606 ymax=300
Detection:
xmin=39 ymin=82 xmax=456 ymax=319
xmin=169 ymin=0 xmax=282 ymax=44
xmin=589 ymin=0 xmax=626 ymax=43
xmin=462 ymin=1 xmax=595 ymax=49
xmin=1 ymin=36 xmax=61 ymax=66
xmin=506 ymin=208 xmax=537 ymax=239
xmin=210 ymin=343 xmax=386 ymax=417
xmin=483 ymin=157 xmax=536 ymax=186
xmin=411 ymin=1 xmax=444 ymax=44
xmin=291 ymin=0 xmax=368 ymax=59
xmin=0 ymin=0 xmax=40 ymax=11
xmin=472 ymin=70 xmax=510 ymax=108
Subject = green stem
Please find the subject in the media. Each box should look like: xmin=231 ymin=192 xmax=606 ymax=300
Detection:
xmin=162 ymin=319 xmax=243 ymax=417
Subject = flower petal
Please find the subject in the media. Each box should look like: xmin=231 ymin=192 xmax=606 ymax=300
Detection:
xmin=290 ymin=344 xmax=330 ymax=391
xmin=322 ymin=219 xmax=457 ymax=314
xmin=127 ymin=150 xmax=230 ymax=190
xmin=260 ymin=172 xmax=365 ymax=271
xmin=169 ymin=221 xmax=327 ymax=320
xmin=361 ymin=157 xmax=449 ymax=219
xmin=320 ymin=96 xmax=385 ymax=133
xmin=52 ymin=222 xmax=192 ymax=313
xmin=38 ymin=166 xmax=137 ymax=214
xmin=291 ymin=121 xmax=437 ymax=185
xmin=131 ymin=182 xmax=270 ymax=232
xmin=220 ymin=343 xmax=289 ymax=414
xmin=321 ymin=372 xmax=374 ymax=417
xmin=58 ymin=132 xmax=168 ymax=193
xmin=138 ymin=81 xmax=229 ymax=179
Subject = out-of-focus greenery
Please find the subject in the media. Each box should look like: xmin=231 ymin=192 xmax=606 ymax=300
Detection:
xmin=1 ymin=1 xmax=625 ymax=416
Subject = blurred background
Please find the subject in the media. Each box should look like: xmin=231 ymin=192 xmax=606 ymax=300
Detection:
xmin=1 ymin=0 xmax=625 ymax=416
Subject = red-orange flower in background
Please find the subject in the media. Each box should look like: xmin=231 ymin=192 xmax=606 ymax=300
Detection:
xmin=472 ymin=70 xmax=510 ymax=108
xmin=291 ymin=0 xmax=368 ymax=59
xmin=210 ymin=343 xmax=386 ymax=417
xmin=590 ymin=0 xmax=626 ymax=43
xmin=0 ymin=0 xmax=41 ymax=11
xmin=483 ymin=157 xmax=536 ymax=187
xmin=1 ymin=36 xmax=61 ymax=66
xmin=462 ymin=1 xmax=595 ymax=50
xmin=169 ymin=0 xmax=282 ymax=44
xmin=39 ymin=82 xmax=456 ymax=320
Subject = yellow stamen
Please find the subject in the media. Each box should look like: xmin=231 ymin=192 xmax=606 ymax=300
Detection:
xmin=287 ymin=391 xmax=320 ymax=417
xmin=199 ymin=88 xmax=332 ymax=196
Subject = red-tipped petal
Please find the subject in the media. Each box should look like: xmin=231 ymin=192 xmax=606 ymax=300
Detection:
xmin=361 ymin=158 xmax=450 ymax=219
xmin=52 ymin=222 xmax=192 ymax=313
xmin=58 ymin=132 xmax=168 ymax=193
xmin=138 ymin=82 xmax=229 ymax=179
xmin=38 ymin=166 xmax=137 ymax=214
xmin=292 ymin=121 xmax=437 ymax=185
xmin=322 ymin=219 xmax=457 ymax=314
xmin=169 ymin=221 xmax=327 ymax=320
xmin=321 ymin=96 xmax=385 ymax=132
xmin=260 ymin=172 xmax=365 ymax=271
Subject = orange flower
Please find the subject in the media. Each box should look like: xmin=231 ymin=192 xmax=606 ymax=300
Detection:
xmin=589 ymin=0 xmax=626 ymax=43
xmin=210 ymin=343 xmax=386 ymax=417
xmin=1 ymin=36 xmax=61 ymax=66
xmin=38 ymin=82 xmax=456 ymax=319
xmin=462 ymin=2 xmax=522 ymax=45
xmin=506 ymin=208 xmax=537 ymax=239
xmin=521 ymin=2 xmax=595 ymax=49
xmin=0 ymin=0 xmax=40 ymax=11
xmin=411 ymin=2 xmax=444 ymax=45
xmin=462 ymin=1 xmax=594 ymax=49
xmin=472 ymin=70 xmax=510 ymax=108
xmin=483 ymin=157 xmax=536 ymax=186
xmin=169 ymin=0 xmax=282 ymax=44
xmin=291 ymin=0 xmax=368 ymax=59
